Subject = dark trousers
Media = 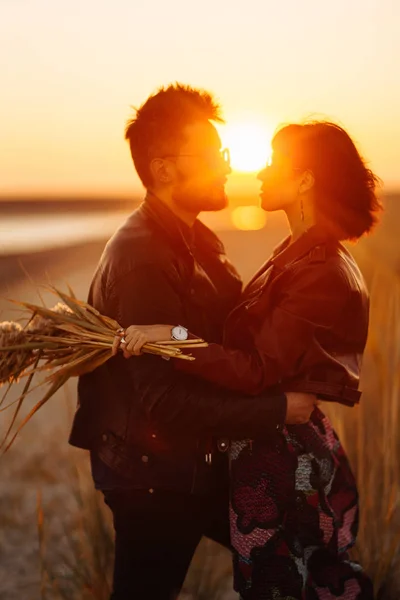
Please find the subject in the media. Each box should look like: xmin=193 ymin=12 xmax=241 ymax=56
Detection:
xmin=103 ymin=487 xmax=231 ymax=600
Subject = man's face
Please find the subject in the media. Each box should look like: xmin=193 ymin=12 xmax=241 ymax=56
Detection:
xmin=169 ymin=121 xmax=231 ymax=213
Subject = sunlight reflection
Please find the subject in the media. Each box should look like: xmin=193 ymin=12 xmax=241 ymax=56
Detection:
xmin=231 ymin=206 xmax=267 ymax=230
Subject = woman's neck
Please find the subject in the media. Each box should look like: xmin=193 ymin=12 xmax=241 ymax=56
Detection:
xmin=285 ymin=197 xmax=316 ymax=244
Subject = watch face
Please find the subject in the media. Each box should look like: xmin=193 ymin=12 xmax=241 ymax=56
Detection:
xmin=172 ymin=326 xmax=188 ymax=341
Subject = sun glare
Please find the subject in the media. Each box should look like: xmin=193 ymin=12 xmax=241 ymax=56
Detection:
xmin=231 ymin=206 xmax=267 ymax=230
xmin=219 ymin=119 xmax=272 ymax=173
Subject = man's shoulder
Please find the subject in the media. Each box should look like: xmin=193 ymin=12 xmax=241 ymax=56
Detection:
xmin=105 ymin=206 xmax=175 ymax=265
xmin=94 ymin=206 xmax=179 ymax=289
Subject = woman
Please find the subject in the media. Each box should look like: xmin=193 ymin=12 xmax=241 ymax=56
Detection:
xmin=117 ymin=122 xmax=381 ymax=599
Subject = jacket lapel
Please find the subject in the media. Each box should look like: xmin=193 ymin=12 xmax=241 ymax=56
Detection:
xmin=244 ymin=236 xmax=290 ymax=291
xmin=270 ymin=226 xmax=332 ymax=271
xmin=225 ymin=226 xmax=334 ymax=324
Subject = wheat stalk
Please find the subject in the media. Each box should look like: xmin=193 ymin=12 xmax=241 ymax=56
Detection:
xmin=0 ymin=286 xmax=207 ymax=451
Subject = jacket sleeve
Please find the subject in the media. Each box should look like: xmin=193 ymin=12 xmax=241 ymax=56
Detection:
xmin=108 ymin=263 xmax=287 ymax=437
xmin=176 ymin=264 xmax=353 ymax=395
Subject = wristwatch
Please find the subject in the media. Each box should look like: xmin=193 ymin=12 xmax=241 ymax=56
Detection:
xmin=171 ymin=325 xmax=189 ymax=341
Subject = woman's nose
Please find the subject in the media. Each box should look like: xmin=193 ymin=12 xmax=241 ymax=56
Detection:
xmin=257 ymin=168 xmax=266 ymax=181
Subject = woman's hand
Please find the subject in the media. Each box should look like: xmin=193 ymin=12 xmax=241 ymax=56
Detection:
xmin=112 ymin=325 xmax=173 ymax=357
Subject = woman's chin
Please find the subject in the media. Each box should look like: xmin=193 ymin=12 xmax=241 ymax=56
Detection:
xmin=259 ymin=193 xmax=281 ymax=213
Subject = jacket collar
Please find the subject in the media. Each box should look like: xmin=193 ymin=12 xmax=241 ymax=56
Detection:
xmin=270 ymin=225 xmax=336 ymax=271
xmin=142 ymin=192 xmax=224 ymax=255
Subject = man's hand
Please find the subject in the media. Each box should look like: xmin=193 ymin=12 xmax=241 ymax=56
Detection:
xmin=285 ymin=392 xmax=317 ymax=424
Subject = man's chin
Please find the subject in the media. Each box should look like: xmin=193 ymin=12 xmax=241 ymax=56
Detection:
xmin=173 ymin=186 xmax=228 ymax=213
xmin=200 ymin=197 xmax=228 ymax=212
xmin=198 ymin=190 xmax=228 ymax=212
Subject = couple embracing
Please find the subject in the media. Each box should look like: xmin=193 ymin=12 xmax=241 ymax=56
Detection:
xmin=69 ymin=83 xmax=380 ymax=599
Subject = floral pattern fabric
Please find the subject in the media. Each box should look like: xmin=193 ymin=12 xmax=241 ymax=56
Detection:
xmin=229 ymin=408 xmax=374 ymax=599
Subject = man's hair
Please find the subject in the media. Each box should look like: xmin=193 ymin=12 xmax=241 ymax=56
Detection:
xmin=272 ymin=121 xmax=382 ymax=240
xmin=125 ymin=83 xmax=223 ymax=188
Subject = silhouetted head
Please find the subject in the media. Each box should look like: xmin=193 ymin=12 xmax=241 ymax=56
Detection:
xmin=258 ymin=121 xmax=382 ymax=240
xmin=125 ymin=83 xmax=231 ymax=213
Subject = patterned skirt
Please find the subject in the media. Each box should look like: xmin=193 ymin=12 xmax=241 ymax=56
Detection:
xmin=229 ymin=408 xmax=374 ymax=599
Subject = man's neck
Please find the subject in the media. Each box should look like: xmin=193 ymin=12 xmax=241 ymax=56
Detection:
xmin=148 ymin=189 xmax=198 ymax=227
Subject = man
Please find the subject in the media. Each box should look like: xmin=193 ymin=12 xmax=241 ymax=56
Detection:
xmin=69 ymin=83 xmax=315 ymax=600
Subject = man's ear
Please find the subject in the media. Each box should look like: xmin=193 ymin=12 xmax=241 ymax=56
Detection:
xmin=298 ymin=170 xmax=315 ymax=194
xmin=150 ymin=158 xmax=173 ymax=185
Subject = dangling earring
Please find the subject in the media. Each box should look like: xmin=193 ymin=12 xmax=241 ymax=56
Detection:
xmin=300 ymin=197 xmax=305 ymax=223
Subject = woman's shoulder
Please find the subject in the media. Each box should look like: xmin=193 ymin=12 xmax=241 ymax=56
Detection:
xmin=286 ymin=240 xmax=365 ymax=297
xmin=312 ymin=242 xmax=368 ymax=302
xmin=335 ymin=243 xmax=368 ymax=296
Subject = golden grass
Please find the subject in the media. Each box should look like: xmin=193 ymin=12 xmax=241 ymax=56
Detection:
xmin=35 ymin=459 xmax=114 ymax=600
xmin=323 ymin=248 xmax=400 ymax=598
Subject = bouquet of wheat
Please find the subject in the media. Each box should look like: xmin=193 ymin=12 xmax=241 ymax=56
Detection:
xmin=0 ymin=286 xmax=206 ymax=451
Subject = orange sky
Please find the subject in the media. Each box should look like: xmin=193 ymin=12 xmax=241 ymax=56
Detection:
xmin=1 ymin=0 xmax=399 ymax=198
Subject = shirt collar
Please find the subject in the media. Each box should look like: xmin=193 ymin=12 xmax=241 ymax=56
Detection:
xmin=143 ymin=192 xmax=224 ymax=255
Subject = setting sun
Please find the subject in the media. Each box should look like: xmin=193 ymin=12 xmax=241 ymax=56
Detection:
xmin=219 ymin=119 xmax=272 ymax=173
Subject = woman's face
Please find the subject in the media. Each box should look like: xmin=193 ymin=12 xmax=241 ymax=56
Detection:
xmin=258 ymin=150 xmax=302 ymax=212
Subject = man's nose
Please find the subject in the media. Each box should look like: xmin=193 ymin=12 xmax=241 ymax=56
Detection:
xmin=224 ymin=162 xmax=232 ymax=176
xmin=214 ymin=160 xmax=231 ymax=178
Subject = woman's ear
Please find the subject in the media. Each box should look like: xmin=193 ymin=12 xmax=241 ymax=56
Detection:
xmin=150 ymin=158 xmax=173 ymax=185
xmin=298 ymin=170 xmax=315 ymax=194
